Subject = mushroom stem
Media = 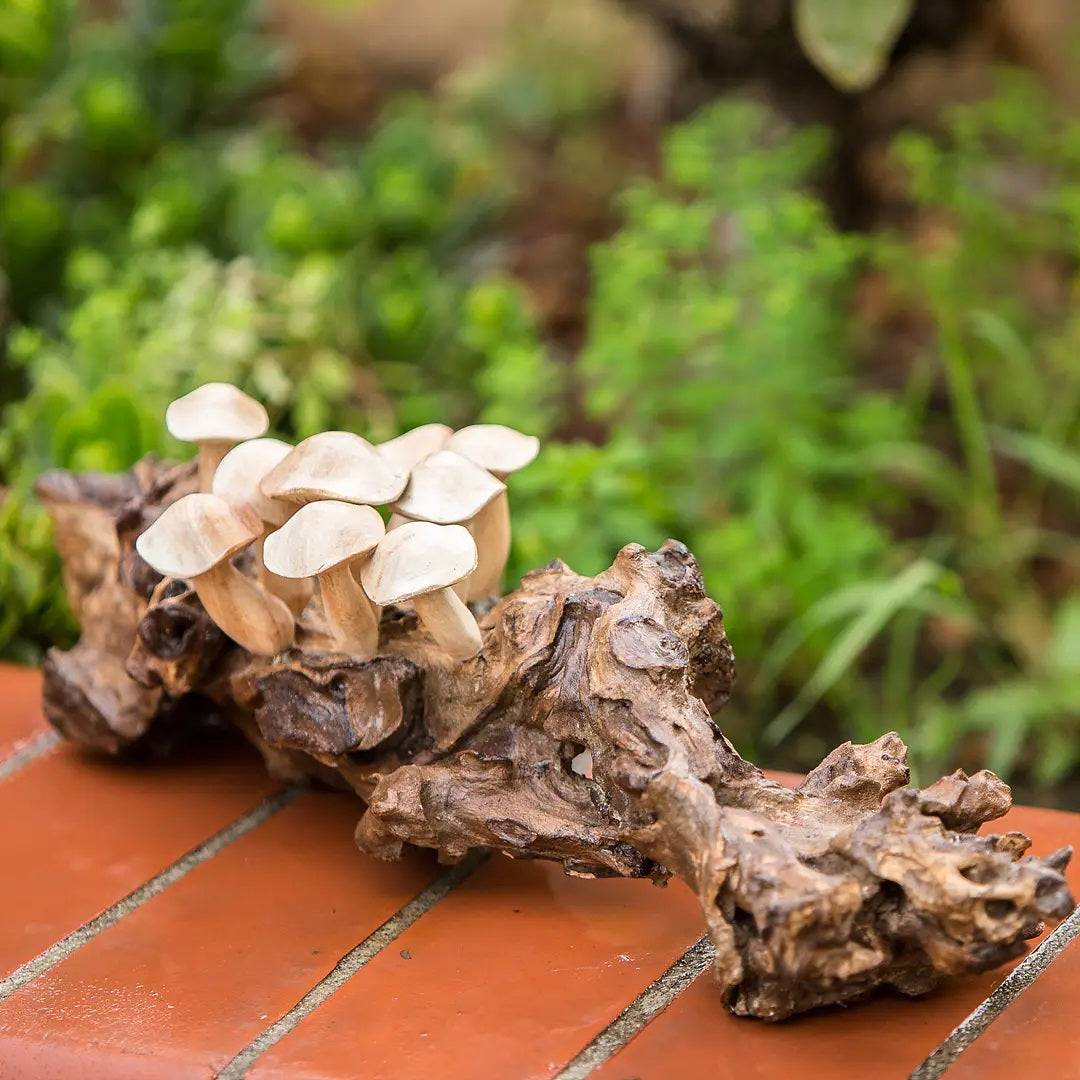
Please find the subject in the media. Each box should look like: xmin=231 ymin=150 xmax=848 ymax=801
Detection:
xmin=192 ymin=560 xmax=295 ymax=655
xmin=254 ymin=533 xmax=313 ymax=616
xmin=413 ymin=587 xmax=483 ymax=661
xmin=466 ymin=492 xmax=510 ymax=601
xmin=319 ymin=562 xmax=381 ymax=658
xmin=197 ymin=441 xmax=233 ymax=491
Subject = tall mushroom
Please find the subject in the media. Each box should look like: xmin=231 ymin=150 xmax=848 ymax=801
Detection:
xmin=390 ymin=449 xmax=504 ymax=600
xmin=376 ymin=423 xmax=453 ymax=473
xmin=165 ymin=383 xmax=269 ymax=490
xmin=263 ymin=501 xmax=385 ymax=658
xmin=260 ymin=431 xmax=407 ymax=508
xmin=211 ymin=438 xmax=312 ymax=616
xmin=135 ymin=493 xmax=294 ymax=655
xmin=361 ymin=521 xmax=482 ymax=661
xmin=445 ymin=424 xmax=539 ymax=600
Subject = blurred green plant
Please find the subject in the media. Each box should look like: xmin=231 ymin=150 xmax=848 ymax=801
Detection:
xmin=550 ymin=99 xmax=961 ymax=764
xmin=1 ymin=0 xmax=1077 ymax=800
xmin=516 ymin=83 xmax=1078 ymax=790
xmin=0 ymin=1 xmax=557 ymax=659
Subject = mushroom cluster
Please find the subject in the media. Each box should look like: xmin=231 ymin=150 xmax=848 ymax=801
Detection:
xmin=136 ymin=382 xmax=538 ymax=661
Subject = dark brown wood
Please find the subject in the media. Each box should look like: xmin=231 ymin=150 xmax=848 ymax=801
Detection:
xmin=37 ymin=457 xmax=1075 ymax=1020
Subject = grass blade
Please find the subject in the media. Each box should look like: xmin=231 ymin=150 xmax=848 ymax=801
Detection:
xmin=764 ymin=558 xmax=943 ymax=745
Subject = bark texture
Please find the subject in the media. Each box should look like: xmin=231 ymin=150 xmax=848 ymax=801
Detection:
xmin=38 ymin=457 xmax=1075 ymax=1020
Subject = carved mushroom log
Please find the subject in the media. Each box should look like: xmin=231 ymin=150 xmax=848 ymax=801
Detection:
xmin=37 ymin=457 xmax=1076 ymax=1021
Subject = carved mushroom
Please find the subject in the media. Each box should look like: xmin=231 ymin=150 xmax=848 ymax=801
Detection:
xmin=390 ymin=449 xmax=505 ymax=600
xmin=263 ymin=501 xmax=386 ymax=658
xmin=135 ymin=493 xmax=294 ymax=655
xmin=211 ymin=438 xmax=313 ymax=616
xmin=165 ymin=383 xmax=269 ymax=490
xmin=445 ymin=424 xmax=539 ymax=600
xmin=376 ymin=424 xmax=453 ymax=473
xmin=361 ymin=521 xmax=482 ymax=661
xmin=260 ymin=431 xmax=407 ymax=508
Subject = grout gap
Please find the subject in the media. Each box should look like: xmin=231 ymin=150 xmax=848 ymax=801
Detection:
xmin=0 ymin=783 xmax=304 ymax=1001
xmin=0 ymin=730 xmax=61 ymax=783
xmin=216 ymin=848 xmax=490 ymax=1079
xmin=555 ymin=935 xmax=716 ymax=1080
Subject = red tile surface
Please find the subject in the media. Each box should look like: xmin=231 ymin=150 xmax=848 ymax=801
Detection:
xmin=0 ymin=792 xmax=437 ymax=1078
xmin=946 ymin=933 xmax=1080 ymax=1080
xmin=250 ymin=857 xmax=707 ymax=1080
xmin=594 ymin=802 xmax=1080 ymax=1080
xmin=0 ymin=665 xmax=49 ymax=761
xmin=2 ymin=665 xmax=1078 ymax=1079
xmin=0 ymin=739 xmax=277 ymax=977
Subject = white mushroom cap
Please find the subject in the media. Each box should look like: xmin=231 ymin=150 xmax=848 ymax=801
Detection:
xmin=362 ymin=521 xmax=477 ymax=605
xmin=212 ymin=438 xmax=294 ymax=526
xmin=393 ymin=449 xmax=504 ymax=525
xmin=165 ymin=383 xmax=269 ymax=445
xmin=263 ymin=501 xmax=385 ymax=578
xmin=376 ymin=424 xmax=453 ymax=473
xmin=135 ymin=493 xmax=260 ymax=581
xmin=445 ymin=424 xmax=539 ymax=478
xmin=260 ymin=431 xmax=407 ymax=506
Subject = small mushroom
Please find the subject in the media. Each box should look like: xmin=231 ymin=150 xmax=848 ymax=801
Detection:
xmin=444 ymin=425 xmax=539 ymax=600
xmin=391 ymin=449 xmax=504 ymax=600
xmin=212 ymin=438 xmax=313 ymax=615
xmin=376 ymin=424 xmax=453 ymax=473
xmin=135 ymin=493 xmax=294 ymax=655
xmin=361 ymin=521 xmax=482 ymax=661
xmin=165 ymin=383 xmax=269 ymax=490
xmin=260 ymin=431 xmax=407 ymax=508
xmin=263 ymin=501 xmax=385 ymax=658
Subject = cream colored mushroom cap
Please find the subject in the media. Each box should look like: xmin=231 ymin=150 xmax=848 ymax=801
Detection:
xmin=376 ymin=424 xmax=453 ymax=473
xmin=165 ymin=383 xmax=269 ymax=445
xmin=263 ymin=501 xmax=385 ymax=578
xmin=445 ymin=424 xmax=539 ymax=477
xmin=212 ymin=438 xmax=294 ymax=525
xmin=260 ymin=431 xmax=407 ymax=506
xmin=361 ymin=521 xmax=477 ymax=605
xmin=393 ymin=449 xmax=504 ymax=525
xmin=135 ymin=493 xmax=260 ymax=581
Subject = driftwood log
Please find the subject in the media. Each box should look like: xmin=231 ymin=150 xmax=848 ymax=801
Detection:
xmin=37 ymin=458 xmax=1075 ymax=1021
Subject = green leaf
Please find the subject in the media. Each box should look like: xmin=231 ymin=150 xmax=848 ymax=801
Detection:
xmin=794 ymin=0 xmax=914 ymax=92
xmin=764 ymin=559 xmax=943 ymax=744
xmin=992 ymin=428 xmax=1080 ymax=495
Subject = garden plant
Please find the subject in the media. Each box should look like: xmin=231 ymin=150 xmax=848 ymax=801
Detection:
xmin=1 ymin=0 xmax=1078 ymax=810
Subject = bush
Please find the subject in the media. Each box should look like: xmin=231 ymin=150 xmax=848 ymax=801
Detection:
xmin=2 ymin=0 xmax=1077 ymax=795
xmin=0 ymin=1 xmax=556 ymax=660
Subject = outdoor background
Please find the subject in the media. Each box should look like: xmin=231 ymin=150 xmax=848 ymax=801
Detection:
xmin=1 ymin=0 xmax=1078 ymax=804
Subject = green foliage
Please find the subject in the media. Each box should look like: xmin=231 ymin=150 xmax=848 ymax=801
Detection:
xmin=522 ymin=83 xmax=1078 ymax=789
xmin=530 ymin=99 xmax=952 ymax=756
xmin=1 ymin=0 xmax=1076 ymax=802
xmin=0 ymin=1 xmax=557 ymax=659
xmin=873 ymin=72 xmax=1080 ymax=782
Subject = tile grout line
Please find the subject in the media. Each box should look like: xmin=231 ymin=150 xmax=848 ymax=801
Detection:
xmin=910 ymin=902 xmax=1080 ymax=1080
xmin=0 ymin=783 xmax=305 ymax=1003
xmin=0 ymin=730 xmax=61 ymax=783
xmin=555 ymin=935 xmax=716 ymax=1080
xmin=217 ymin=848 xmax=491 ymax=1079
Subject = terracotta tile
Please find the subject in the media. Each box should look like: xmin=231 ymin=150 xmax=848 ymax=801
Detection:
xmin=0 ymin=792 xmax=437 ymax=1078
xmin=251 ymin=856 xmax=707 ymax=1080
xmin=945 ymin=934 xmax=1080 ymax=1080
xmin=0 ymin=665 xmax=48 ymax=761
xmin=593 ymin=803 xmax=1080 ymax=1080
xmin=0 ymin=739 xmax=277 ymax=977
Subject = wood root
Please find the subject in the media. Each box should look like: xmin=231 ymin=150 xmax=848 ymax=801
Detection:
xmin=37 ymin=458 xmax=1075 ymax=1020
